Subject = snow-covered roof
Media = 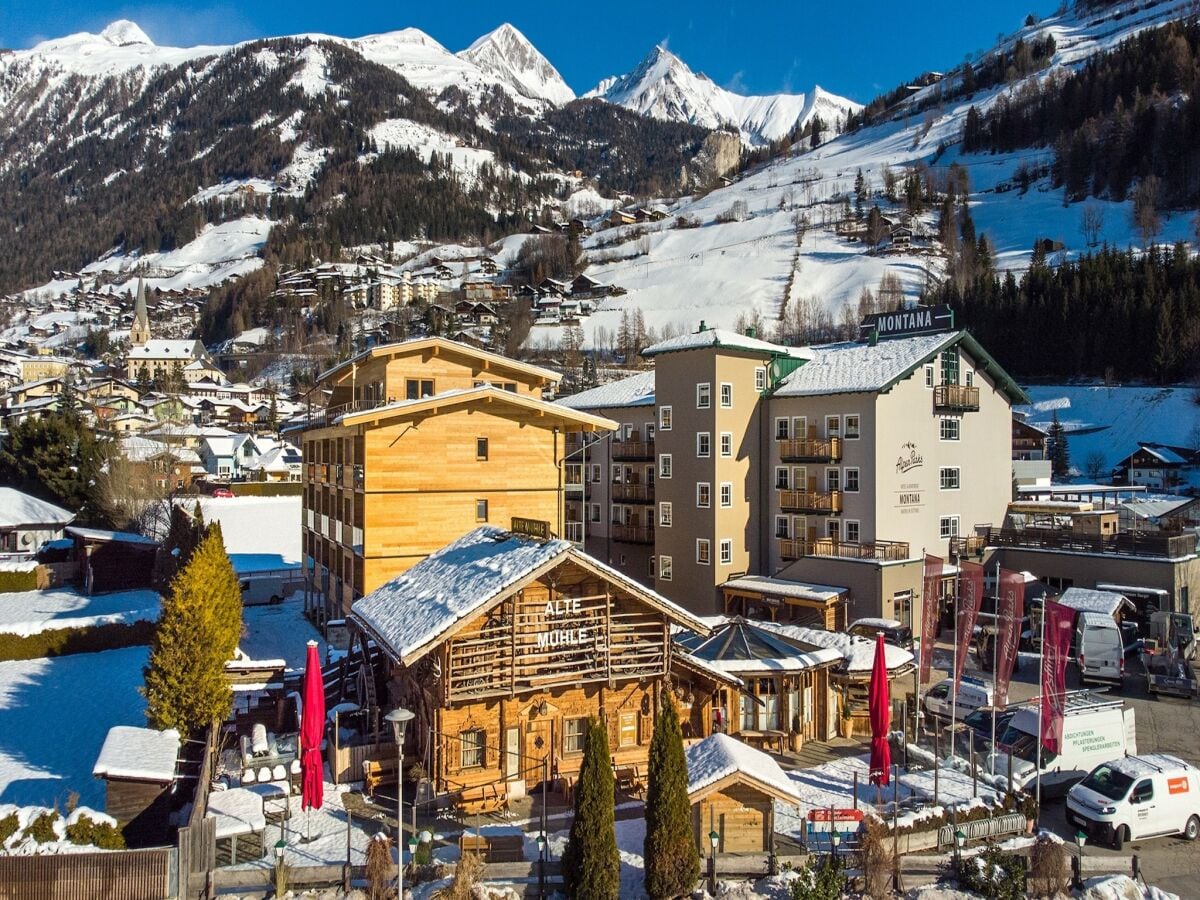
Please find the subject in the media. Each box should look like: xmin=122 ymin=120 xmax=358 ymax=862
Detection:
xmin=93 ymin=726 xmax=180 ymax=782
xmin=351 ymin=525 xmax=709 ymax=664
xmin=126 ymin=339 xmax=205 ymax=360
xmin=773 ymin=331 xmax=957 ymax=397
xmin=556 ymin=371 xmax=656 ymax=410
xmin=642 ymin=327 xmax=805 ymax=359
xmin=721 ymin=575 xmax=845 ymax=602
xmin=674 ymin=619 xmax=842 ymax=673
xmin=319 ymin=336 xmax=561 ymax=385
xmin=66 ymin=526 xmax=157 ymax=545
xmin=0 ymin=487 xmax=74 ymax=529
xmin=753 ymin=618 xmax=914 ymax=674
xmin=1137 ymin=443 xmax=1193 ymax=465
xmin=851 ymin=617 xmax=904 ymax=630
xmin=1120 ymin=497 xmax=1193 ymax=521
xmin=1056 ymin=587 xmax=1134 ymax=617
xmin=685 ymin=733 xmax=801 ymax=802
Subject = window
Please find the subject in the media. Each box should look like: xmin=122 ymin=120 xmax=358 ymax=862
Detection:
xmin=940 ymin=419 xmax=960 ymax=441
xmin=589 ymin=463 xmax=601 ymax=482
xmin=659 ymin=556 xmax=673 ymax=581
xmin=659 ymin=406 xmax=673 ymax=431
xmin=755 ymin=367 xmax=767 ymax=391
xmin=844 ymin=468 xmax=860 ymax=492
xmin=940 ymin=349 xmax=959 ymax=385
xmin=720 ymin=483 xmax=732 ymax=507
xmin=696 ymin=432 xmax=711 ymax=457
xmin=844 ymin=414 xmax=860 ymax=439
xmin=775 ymin=418 xmax=790 ymax=440
xmin=649 ymin=557 xmax=656 ymax=580
xmin=564 ymin=717 xmax=587 ymax=754
xmin=825 ymin=415 xmax=841 ymax=438
xmin=827 ymin=520 xmax=841 ymax=540
xmin=775 ymin=516 xmax=790 ymax=538
xmin=659 ymin=502 xmax=673 ymax=527
xmin=1131 ymin=779 xmax=1154 ymax=804
xmin=659 ymin=454 xmax=672 ymax=478
xmin=719 ymin=539 xmax=733 ymax=565
xmin=939 ymin=515 xmax=960 ymax=538
xmin=589 ymin=503 xmax=601 ymax=523
xmin=619 ymin=711 xmax=639 ymax=747
xmin=845 ymin=520 xmax=861 ymax=543
xmin=720 ymin=432 xmax=733 ymax=457
xmin=696 ymin=483 xmax=711 ymax=507
xmin=965 ymin=371 xmax=974 ymax=388
xmin=475 ymin=437 xmax=489 ymax=460
xmin=696 ymin=383 xmax=711 ymax=409
xmin=611 ymin=467 xmax=622 ymax=484
xmin=696 ymin=539 xmax=711 ymax=565
xmin=925 ymin=366 xmax=934 ymax=388
xmin=475 ymin=499 xmax=489 ymax=521
xmin=406 ymin=378 xmax=434 ymax=400
xmin=775 ymin=467 xmax=790 ymax=490
xmin=720 ymin=382 xmax=733 ymax=408
xmin=940 ymin=467 xmax=961 ymax=490
xmin=460 ymin=729 xmax=485 ymax=768
xmin=646 ymin=423 xmax=655 ymax=440
xmin=826 ymin=468 xmax=841 ymax=492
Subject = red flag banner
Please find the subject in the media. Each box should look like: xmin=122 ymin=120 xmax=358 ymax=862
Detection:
xmin=919 ymin=554 xmax=943 ymax=686
xmin=954 ymin=561 xmax=984 ymax=697
xmin=1040 ymin=598 xmax=1074 ymax=755
xmin=994 ymin=569 xmax=1025 ymax=707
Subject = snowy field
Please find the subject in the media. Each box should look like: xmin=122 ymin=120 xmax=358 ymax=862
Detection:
xmin=194 ymin=496 xmax=302 ymax=573
xmin=0 ymin=587 xmax=159 ymax=637
xmin=0 ymin=646 xmax=149 ymax=807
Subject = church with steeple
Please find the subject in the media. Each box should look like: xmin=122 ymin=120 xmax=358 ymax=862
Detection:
xmin=130 ymin=278 xmax=152 ymax=346
xmin=124 ymin=278 xmax=215 ymax=384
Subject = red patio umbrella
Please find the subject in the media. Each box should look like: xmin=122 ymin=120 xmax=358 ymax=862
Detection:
xmin=300 ymin=639 xmax=326 ymax=838
xmin=867 ymin=633 xmax=891 ymax=787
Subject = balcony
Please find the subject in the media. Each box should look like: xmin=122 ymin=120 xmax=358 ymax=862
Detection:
xmin=778 ymin=489 xmax=843 ymax=515
xmin=949 ymin=534 xmax=987 ymax=558
xmin=983 ymin=527 xmax=1197 ymax=559
xmin=565 ymin=521 xmax=584 ymax=543
xmin=933 ymin=384 xmax=980 ymax=412
xmin=612 ymin=439 xmax=655 ymax=461
xmin=779 ymin=538 xmax=911 ymax=562
xmin=778 ymin=436 xmax=842 ymax=463
xmin=611 ymin=482 xmax=655 ymax=503
xmin=611 ymin=523 xmax=655 ymax=544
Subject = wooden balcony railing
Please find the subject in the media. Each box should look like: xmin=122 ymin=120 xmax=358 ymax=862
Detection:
xmin=778 ymin=436 xmax=842 ymax=462
xmin=612 ymin=439 xmax=655 ymax=461
xmin=949 ymin=534 xmax=987 ymax=558
xmin=611 ymin=483 xmax=655 ymax=503
xmin=779 ymin=538 xmax=911 ymax=562
xmin=933 ymin=384 xmax=980 ymax=412
xmin=611 ymin=523 xmax=655 ymax=544
xmin=984 ymin=527 xmax=1197 ymax=559
xmin=778 ymin=489 xmax=843 ymax=515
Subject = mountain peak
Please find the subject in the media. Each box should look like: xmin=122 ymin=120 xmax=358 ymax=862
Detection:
xmin=100 ymin=20 xmax=153 ymax=47
xmin=458 ymin=22 xmax=574 ymax=106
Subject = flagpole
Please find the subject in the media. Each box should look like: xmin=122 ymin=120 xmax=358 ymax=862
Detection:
xmin=1036 ymin=598 xmax=1046 ymax=811
xmin=950 ymin=558 xmax=960 ymax=762
xmin=991 ymin=562 xmax=1001 ymax=757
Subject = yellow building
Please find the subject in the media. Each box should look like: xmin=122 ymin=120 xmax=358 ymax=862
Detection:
xmin=300 ymin=338 xmax=615 ymax=619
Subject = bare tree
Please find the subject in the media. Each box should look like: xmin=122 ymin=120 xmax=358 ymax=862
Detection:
xmin=1132 ymin=176 xmax=1162 ymax=248
xmin=1080 ymin=202 xmax=1105 ymax=248
xmin=1082 ymin=450 xmax=1108 ymax=481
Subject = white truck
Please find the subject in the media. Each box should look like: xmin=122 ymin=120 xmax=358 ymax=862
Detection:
xmin=1076 ymin=612 xmax=1125 ymax=687
xmin=1067 ymin=754 xmax=1200 ymax=850
xmin=986 ymin=692 xmax=1137 ymax=796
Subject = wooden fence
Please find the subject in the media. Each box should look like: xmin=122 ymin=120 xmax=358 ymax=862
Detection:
xmin=176 ymin=725 xmax=218 ymax=899
xmin=0 ymin=848 xmax=173 ymax=900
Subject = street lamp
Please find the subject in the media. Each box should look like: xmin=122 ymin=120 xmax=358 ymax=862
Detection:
xmin=536 ymin=832 xmax=547 ymax=899
xmin=1074 ymin=830 xmax=1087 ymax=889
xmin=954 ymin=829 xmax=966 ymax=877
xmin=708 ymin=829 xmax=720 ymax=895
xmin=385 ymin=706 xmax=415 ymax=899
xmin=273 ymin=838 xmax=287 ymax=899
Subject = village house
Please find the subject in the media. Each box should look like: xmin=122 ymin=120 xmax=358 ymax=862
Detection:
xmin=1113 ymin=442 xmax=1200 ymax=491
xmin=1012 ymin=417 xmax=1048 ymax=460
xmin=0 ymin=487 xmax=75 ymax=556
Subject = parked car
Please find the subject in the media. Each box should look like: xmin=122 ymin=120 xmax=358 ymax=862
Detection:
xmin=1076 ymin=612 xmax=1125 ymax=687
xmin=1067 ymin=754 xmax=1200 ymax=850
xmin=211 ymin=487 xmax=234 ymax=498
xmin=924 ymin=676 xmax=993 ymax=722
xmin=848 ymin=617 xmax=913 ymax=650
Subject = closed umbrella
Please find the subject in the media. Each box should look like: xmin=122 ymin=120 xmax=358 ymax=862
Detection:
xmin=300 ymin=639 xmax=325 ymax=841
xmin=868 ymin=633 xmax=891 ymax=788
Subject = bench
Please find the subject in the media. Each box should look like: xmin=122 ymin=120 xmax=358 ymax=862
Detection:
xmin=615 ymin=764 xmax=645 ymax=797
xmin=362 ymin=756 xmax=400 ymax=798
xmin=458 ymin=832 xmax=525 ymax=862
xmin=453 ymin=782 xmax=508 ymax=817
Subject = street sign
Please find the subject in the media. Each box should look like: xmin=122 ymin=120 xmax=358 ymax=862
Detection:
xmin=806 ymin=808 xmax=864 ymax=832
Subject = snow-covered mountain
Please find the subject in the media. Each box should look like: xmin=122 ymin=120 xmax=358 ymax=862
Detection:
xmin=586 ymin=46 xmax=860 ymax=146
xmin=458 ymin=23 xmax=574 ymax=106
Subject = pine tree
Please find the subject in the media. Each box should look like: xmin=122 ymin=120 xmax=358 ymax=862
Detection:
xmin=562 ymin=718 xmax=620 ymax=899
xmin=643 ymin=698 xmax=699 ymax=899
xmin=1047 ymin=411 xmax=1071 ymax=479
xmin=143 ymin=527 xmax=243 ymax=735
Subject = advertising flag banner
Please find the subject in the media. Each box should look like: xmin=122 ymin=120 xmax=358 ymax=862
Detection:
xmin=994 ymin=569 xmax=1025 ymax=707
xmin=919 ymin=554 xmax=943 ymax=686
xmin=1041 ymin=598 xmax=1074 ymax=755
xmin=954 ymin=561 xmax=984 ymax=697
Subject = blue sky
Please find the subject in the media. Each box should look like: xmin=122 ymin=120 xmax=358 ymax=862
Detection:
xmin=3 ymin=1 xmax=1057 ymax=102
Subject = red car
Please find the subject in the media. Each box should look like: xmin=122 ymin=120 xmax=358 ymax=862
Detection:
xmin=210 ymin=487 xmax=234 ymax=498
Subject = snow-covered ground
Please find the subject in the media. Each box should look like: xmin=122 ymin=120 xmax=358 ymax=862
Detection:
xmin=0 ymin=587 xmax=159 ymax=637
xmin=0 ymin=647 xmax=150 ymax=808
xmin=194 ymin=496 xmax=301 ymax=572
xmin=240 ymin=595 xmax=326 ymax=672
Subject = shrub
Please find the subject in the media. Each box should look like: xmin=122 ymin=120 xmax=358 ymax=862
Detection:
xmin=562 ymin=718 xmax=620 ymax=898
xmin=365 ymin=833 xmax=393 ymax=900
xmin=22 ymin=811 xmax=59 ymax=844
xmin=0 ymin=812 xmax=18 ymax=846
xmin=435 ymin=851 xmax=484 ymax=900
xmin=230 ymin=481 xmax=303 ymax=497
xmin=0 ymin=568 xmax=40 ymax=592
xmin=66 ymin=814 xmax=126 ymax=849
xmin=0 ymin=620 xmax=157 ymax=662
xmin=958 ymin=845 xmax=1027 ymax=900
xmin=858 ymin=816 xmax=896 ymax=898
xmin=643 ymin=697 xmax=699 ymax=898
xmin=790 ymin=854 xmax=843 ymax=900
xmin=1027 ymin=834 xmax=1068 ymax=897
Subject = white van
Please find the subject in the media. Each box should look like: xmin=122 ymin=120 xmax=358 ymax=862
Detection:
xmin=924 ymin=676 xmax=993 ymax=721
xmin=986 ymin=692 xmax=1137 ymax=796
xmin=1067 ymin=755 xmax=1200 ymax=850
xmin=1076 ymin=612 xmax=1124 ymax=686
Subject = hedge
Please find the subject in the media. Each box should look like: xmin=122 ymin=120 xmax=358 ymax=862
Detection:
xmin=231 ymin=482 xmax=303 ymax=497
xmin=0 ymin=619 xmax=157 ymax=662
xmin=0 ymin=569 xmax=40 ymax=592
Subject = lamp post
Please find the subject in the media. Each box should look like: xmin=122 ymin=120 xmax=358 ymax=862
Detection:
xmin=708 ymin=829 xmax=720 ymax=895
xmin=954 ymin=829 xmax=966 ymax=879
xmin=273 ymin=838 xmax=287 ymax=899
xmin=830 ymin=828 xmax=841 ymax=863
xmin=536 ymin=832 xmax=547 ymax=899
xmin=1075 ymin=830 xmax=1087 ymax=889
xmin=385 ymin=706 xmax=414 ymax=900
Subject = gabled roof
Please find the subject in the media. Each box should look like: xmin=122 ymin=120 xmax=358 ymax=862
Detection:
xmin=318 ymin=337 xmax=561 ymax=387
xmin=674 ymin=618 xmax=842 ymax=673
xmin=335 ymin=385 xmax=617 ymax=432
xmin=0 ymin=487 xmax=74 ymax=529
xmin=685 ymin=733 xmax=800 ymax=803
xmin=642 ymin=328 xmax=805 ymax=359
xmin=350 ymin=525 xmax=710 ymax=666
xmin=557 ymin=370 xmax=656 ymax=411
xmin=126 ymin=339 xmax=205 ymax=360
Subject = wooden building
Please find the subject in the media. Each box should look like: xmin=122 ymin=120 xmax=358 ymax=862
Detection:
xmin=720 ymin=575 xmax=847 ymax=629
xmin=685 ymin=733 xmax=802 ymax=854
xmin=92 ymin=726 xmax=180 ymax=848
xmin=349 ymin=524 xmax=731 ymax=807
xmin=300 ymin=338 xmax=616 ymax=619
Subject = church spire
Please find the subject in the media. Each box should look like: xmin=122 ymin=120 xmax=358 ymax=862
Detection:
xmin=130 ymin=277 xmax=151 ymax=346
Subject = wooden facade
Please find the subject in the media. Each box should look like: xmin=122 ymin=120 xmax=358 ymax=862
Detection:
xmin=692 ymin=780 xmax=776 ymax=853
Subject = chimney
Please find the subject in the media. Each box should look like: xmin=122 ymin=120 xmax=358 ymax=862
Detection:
xmin=745 ymin=326 xmax=757 ymax=339
xmin=698 ymin=321 xmax=707 ymax=332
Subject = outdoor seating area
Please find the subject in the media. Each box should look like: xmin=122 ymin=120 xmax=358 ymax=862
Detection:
xmin=237 ymin=724 xmax=301 ymax=786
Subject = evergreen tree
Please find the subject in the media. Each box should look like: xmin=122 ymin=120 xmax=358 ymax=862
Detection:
xmin=643 ymin=698 xmax=699 ymax=899
xmin=0 ymin=412 xmax=109 ymax=523
xmin=143 ymin=527 xmax=243 ymax=735
xmin=562 ymin=718 xmax=620 ymax=899
xmin=1047 ymin=412 xmax=1071 ymax=479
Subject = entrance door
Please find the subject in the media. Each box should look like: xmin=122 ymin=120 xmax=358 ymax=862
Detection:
xmin=526 ymin=718 xmax=555 ymax=785
xmin=503 ymin=727 xmax=521 ymax=781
